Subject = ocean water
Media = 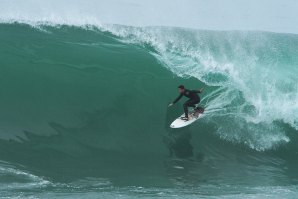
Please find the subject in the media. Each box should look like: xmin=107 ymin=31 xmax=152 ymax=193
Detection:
xmin=0 ymin=19 xmax=298 ymax=198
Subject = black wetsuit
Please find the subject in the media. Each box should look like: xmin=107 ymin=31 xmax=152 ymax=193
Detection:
xmin=173 ymin=89 xmax=201 ymax=118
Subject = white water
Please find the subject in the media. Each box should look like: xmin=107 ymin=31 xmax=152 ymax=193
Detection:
xmin=104 ymin=26 xmax=297 ymax=150
xmin=1 ymin=0 xmax=298 ymax=33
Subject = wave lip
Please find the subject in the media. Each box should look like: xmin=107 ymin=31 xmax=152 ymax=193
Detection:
xmin=1 ymin=0 xmax=298 ymax=34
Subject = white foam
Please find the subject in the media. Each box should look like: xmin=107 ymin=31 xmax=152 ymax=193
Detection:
xmin=0 ymin=161 xmax=51 ymax=190
xmin=1 ymin=0 xmax=298 ymax=33
xmin=103 ymin=26 xmax=297 ymax=150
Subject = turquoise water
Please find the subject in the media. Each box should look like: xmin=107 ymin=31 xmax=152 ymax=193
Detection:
xmin=0 ymin=23 xmax=298 ymax=198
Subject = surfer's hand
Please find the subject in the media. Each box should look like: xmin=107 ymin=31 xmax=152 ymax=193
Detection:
xmin=199 ymin=88 xmax=204 ymax=93
xmin=168 ymin=103 xmax=173 ymax=107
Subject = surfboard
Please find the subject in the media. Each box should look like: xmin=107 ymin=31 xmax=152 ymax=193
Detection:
xmin=170 ymin=107 xmax=204 ymax=128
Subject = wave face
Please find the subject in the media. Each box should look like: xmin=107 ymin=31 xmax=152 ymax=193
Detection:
xmin=1 ymin=23 xmax=298 ymax=198
xmin=105 ymin=25 xmax=298 ymax=151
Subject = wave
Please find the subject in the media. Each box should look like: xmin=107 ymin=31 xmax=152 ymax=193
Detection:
xmin=105 ymin=25 xmax=298 ymax=151
xmin=1 ymin=20 xmax=298 ymax=199
xmin=0 ymin=22 xmax=297 ymax=152
xmin=1 ymin=23 xmax=298 ymax=197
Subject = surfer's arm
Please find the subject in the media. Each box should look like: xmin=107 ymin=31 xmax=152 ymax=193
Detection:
xmin=173 ymin=94 xmax=183 ymax=104
xmin=193 ymin=88 xmax=204 ymax=93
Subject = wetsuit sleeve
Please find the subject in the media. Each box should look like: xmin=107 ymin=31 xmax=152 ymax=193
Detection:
xmin=173 ymin=94 xmax=183 ymax=104
xmin=191 ymin=90 xmax=201 ymax=93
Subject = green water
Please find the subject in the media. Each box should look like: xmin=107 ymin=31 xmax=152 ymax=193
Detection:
xmin=0 ymin=23 xmax=298 ymax=198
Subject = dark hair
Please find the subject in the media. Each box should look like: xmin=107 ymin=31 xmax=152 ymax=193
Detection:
xmin=178 ymin=85 xmax=185 ymax=89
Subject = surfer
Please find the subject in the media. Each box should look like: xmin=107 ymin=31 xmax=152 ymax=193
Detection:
xmin=168 ymin=85 xmax=204 ymax=121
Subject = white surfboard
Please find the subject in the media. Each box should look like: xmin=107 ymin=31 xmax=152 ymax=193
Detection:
xmin=170 ymin=108 xmax=204 ymax=128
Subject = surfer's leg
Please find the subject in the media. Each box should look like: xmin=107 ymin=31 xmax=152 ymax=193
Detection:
xmin=191 ymin=99 xmax=200 ymax=110
xmin=183 ymin=100 xmax=191 ymax=118
xmin=183 ymin=99 xmax=196 ymax=118
xmin=192 ymin=98 xmax=204 ymax=113
xmin=189 ymin=99 xmax=199 ymax=107
xmin=183 ymin=99 xmax=201 ymax=118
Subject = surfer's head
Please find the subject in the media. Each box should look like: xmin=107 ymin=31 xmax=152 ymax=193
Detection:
xmin=178 ymin=85 xmax=185 ymax=93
